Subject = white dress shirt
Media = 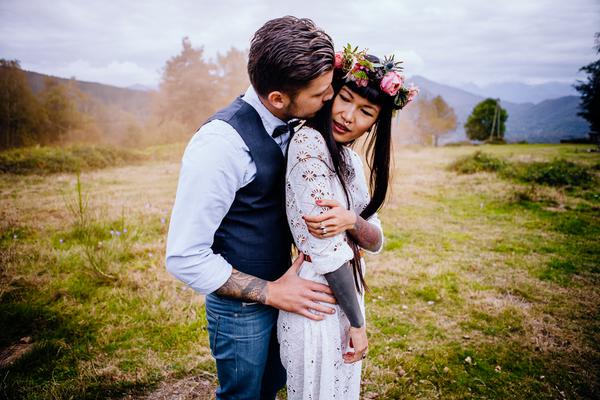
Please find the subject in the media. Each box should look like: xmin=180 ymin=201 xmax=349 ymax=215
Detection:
xmin=166 ymin=86 xmax=291 ymax=294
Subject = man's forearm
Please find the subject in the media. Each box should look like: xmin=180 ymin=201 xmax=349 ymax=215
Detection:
xmin=324 ymin=262 xmax=364 ymax=328
xmin=214 ymin=268 xmax=268 ymax=303
xmin=348 ymin=216 xmax=383 ymax=252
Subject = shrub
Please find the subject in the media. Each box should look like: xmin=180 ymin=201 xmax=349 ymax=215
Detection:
xmin=515 ymin=159 xmax=594 ymax=187
xmin=447 ymin=151 xmax=506 ymax=174
xmin=0 ymin=145 xmax=146 ymax=175
xmin=449 ymin=152 xmax=595 ymax=188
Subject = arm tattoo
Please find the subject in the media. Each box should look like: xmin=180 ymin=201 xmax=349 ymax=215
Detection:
xmin=324 ymin=262 xmax=364 ymax=328
xmin=348 ymin=216 xmax=383 ymax=252
xmin=215 ymin=268 xmax=268 ymax=303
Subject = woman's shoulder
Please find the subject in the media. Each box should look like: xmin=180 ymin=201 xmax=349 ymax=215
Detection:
xmin=288 ymin=126 xmax=330 ymax=163
xmin=344 ymin=146 xmax=365 ymax=170
xmin=290 ymin=126 xmax=327 ymax=148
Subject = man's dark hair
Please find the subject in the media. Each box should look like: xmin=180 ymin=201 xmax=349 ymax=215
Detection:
xmin=248 ymin=16 xmax=334 ymax=97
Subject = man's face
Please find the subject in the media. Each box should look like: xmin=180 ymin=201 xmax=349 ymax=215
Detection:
xmin=285 ymin=70 xmax=334 ymax=120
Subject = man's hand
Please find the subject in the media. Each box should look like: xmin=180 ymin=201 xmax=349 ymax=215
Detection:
xmin=266 ymin=254 xmax=337 ymax=321
xmin=303 ymin=199 xmax=357 ymax=239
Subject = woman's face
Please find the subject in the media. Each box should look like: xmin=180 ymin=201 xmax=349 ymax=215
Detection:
xmin=331 ymin=85 xmax=381 ymax=143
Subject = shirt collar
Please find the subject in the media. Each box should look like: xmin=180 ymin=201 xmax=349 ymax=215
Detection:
xmin=241 ymin=86 xmax=287 ymax=137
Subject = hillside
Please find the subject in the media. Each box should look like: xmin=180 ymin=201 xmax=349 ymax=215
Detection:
xmin=20 ymin=70 xmax=590 ymax=144
xmin=24 ymin=70 xmax=153 ymax=120
xmin=410 ymin=76 xmax=590 ymax=144
xmin=504 ymin=96 xmax=589 ymax=143
xmin=2 ymin=144 xmax=598 ymax=398
xmin=463 ymin=81 xmax=577 ymax=104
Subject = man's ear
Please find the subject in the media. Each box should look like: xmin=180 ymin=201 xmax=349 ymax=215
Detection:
xmin=266 ymin=90 xmax=291 ymax=110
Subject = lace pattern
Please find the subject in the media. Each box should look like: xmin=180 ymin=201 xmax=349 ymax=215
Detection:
xmin=278 ymin=126 xmax=383 ymax=399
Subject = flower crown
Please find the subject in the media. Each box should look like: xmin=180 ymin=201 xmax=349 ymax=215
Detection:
xmin=334 ymin=44 xmax=419 ymax=110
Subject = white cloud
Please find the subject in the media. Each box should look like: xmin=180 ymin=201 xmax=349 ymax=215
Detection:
xmin=1 ymin=0 xmax=598 ymax=87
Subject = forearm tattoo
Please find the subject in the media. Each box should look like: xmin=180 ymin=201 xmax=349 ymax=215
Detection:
xmin=215 ymin=268 xmax=268 ymax=304
xmin=324 ymin=262 xmax=364 ymax=328
xmin=348 ymin=216 xmax=383 ymax=252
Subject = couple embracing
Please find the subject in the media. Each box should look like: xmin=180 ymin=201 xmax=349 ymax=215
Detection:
xmin=166 ymin=16 xmax=417 ymax=400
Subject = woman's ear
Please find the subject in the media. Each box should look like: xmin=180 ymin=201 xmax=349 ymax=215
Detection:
xmin=266 ymin=90 xmax=291 ymax=110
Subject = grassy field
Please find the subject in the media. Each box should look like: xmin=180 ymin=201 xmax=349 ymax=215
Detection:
xmin=0 ymin=143 xmax=598 ymax=399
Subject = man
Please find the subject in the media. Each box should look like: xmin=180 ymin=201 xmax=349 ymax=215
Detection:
xmin=166 ymin=16 xmax=336 ymax=399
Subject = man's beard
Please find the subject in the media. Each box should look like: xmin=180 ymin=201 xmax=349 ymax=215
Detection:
xmin=285 ymin=99 xmax=319 ymax=120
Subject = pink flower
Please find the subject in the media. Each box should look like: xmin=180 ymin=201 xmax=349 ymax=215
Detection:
xmin=380 ymin=71 xmax=404 ymax=96
xmin=351 ymin=63 xmax=366 ymax=73
xmin=355 ymin=78 xmax=369 ymax=87
xmin=335 ymin=52 xmax=344 ymax=69
xmin=407 ymin=84 xmax=419 ymax=103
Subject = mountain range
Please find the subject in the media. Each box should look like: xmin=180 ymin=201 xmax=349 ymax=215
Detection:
xmin=23 ymin=70 xmax=590 ymax=144
xmin=410 ymin=75 xmax=589 ymax=143
xmin=462 ymin=81 xmax=577 ymax=104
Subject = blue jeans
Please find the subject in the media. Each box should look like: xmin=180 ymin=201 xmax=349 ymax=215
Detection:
xmin=205 ymin=293 xmax=286 ymax=400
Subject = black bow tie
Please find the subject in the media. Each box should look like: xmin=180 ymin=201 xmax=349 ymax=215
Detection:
xmin=272 ymin=119 xmax=302 ymax=138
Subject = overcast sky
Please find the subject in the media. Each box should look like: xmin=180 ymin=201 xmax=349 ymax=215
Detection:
xmin=1 ymin=0 xmax=598 ymax=88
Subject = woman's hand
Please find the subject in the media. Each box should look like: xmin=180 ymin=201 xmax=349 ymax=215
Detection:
xmin=303 ymin=199 xmax=357 ymax=238
xmin=344 ymin=326 xmax=368 ymax=364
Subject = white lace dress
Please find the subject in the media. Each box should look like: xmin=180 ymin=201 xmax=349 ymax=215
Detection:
xmin=277 ymin=126 xmax=383 ymax=400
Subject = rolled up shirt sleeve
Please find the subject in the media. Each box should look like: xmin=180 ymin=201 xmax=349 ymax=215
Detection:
xmin=165 ymin=120 xmax=253 ymax=294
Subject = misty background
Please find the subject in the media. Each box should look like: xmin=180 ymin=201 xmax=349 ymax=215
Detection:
xmin=1 ymin=0 xmax=599 ymax=148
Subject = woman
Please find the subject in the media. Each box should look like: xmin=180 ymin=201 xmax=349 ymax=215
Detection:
xmin=278 ymin=46 xmax=418 ymax=399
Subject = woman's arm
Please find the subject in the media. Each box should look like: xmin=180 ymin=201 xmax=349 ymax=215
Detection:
xmin=323 ymin=261 xmax=363 ymax=328
xmin=286 ymin=129 xmax=368 ymax=363
xmin=303 ymin=199 xmax=383 ymax=253
xmin=347 ymin=213 xmax=383 ymax=253
xmin=324 ymin=261 xmax=368 ymax=364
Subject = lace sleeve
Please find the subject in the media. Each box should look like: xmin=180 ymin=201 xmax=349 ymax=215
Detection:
xmin=286 ymin=128 xmax=354 ymax=275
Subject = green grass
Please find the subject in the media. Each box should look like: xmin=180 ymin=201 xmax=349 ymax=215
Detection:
xmin=0 ymin=144 xmax=147 ymax=174
xmin=514 ymin=159 xmax=594 ymax=187
xmin=1 ymin=143 xmax=599 ymax=399
xmin=448 ymin=150 xmax=598 ymax=188
xmin=447 ymin=150 xmax=506 ymax=174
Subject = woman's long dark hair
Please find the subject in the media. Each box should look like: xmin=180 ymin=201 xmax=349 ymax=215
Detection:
xmin=305 ymin=55 xmax=394 ymax=293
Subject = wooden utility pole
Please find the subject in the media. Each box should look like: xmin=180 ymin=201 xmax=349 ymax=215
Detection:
xmin=489 ymin=98 xmax=501 ymax=141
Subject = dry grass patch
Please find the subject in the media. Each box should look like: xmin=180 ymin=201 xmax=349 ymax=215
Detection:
xmin=1 ymin=143 xmax=598 ymax=399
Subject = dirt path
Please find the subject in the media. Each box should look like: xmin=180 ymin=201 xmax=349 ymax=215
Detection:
xmin=133 ymin=375 xmax=215 ymax=400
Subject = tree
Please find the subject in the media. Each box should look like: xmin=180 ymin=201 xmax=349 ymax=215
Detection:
xmin=415 ymin=95 xmax=457 ymax=146
xmin=0 ymin=59 xmax=46 ymax=149
xmin=154 ymin=37 xmax=220 ymax=131
xmin=216 ymin=47 xmax=249 ymax=103
xmin=39 ymin=77 xmax=83 ymax=143
xmin=465 ymin=98 xmax=508 ymax=142
xmin=574 ymin=32 xmax=600 ymax=141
